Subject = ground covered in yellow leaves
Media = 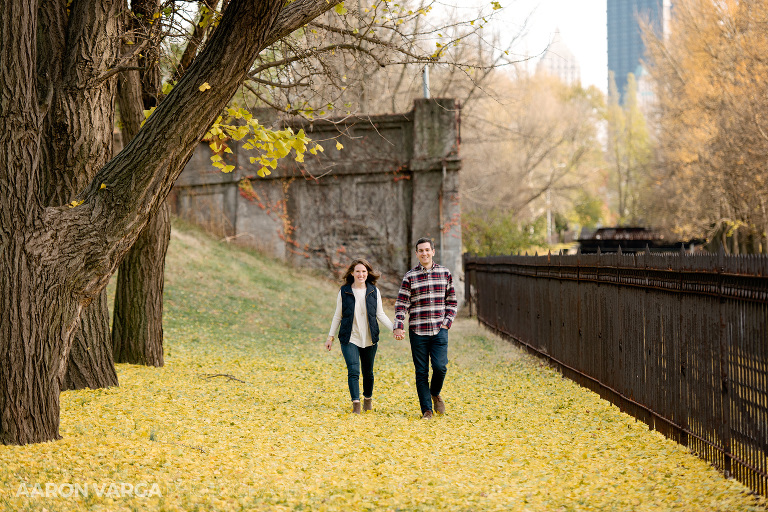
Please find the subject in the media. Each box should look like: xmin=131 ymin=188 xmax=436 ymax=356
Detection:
xmin=1 ymin=221 xmax=765 ymax=511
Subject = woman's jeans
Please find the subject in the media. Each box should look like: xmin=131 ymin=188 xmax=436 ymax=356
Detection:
xmin=409 ymin=328 xmax=448 ymax=413
xmin=339 ymin=341 xmax=378 ymax=401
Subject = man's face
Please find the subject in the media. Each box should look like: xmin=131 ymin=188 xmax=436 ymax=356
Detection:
xmin=416 ymin=242 xmax=435 ymax=268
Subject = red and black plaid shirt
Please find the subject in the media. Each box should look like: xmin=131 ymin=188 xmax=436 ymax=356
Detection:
xmin=394 ymin=263 xmax=457 ymax=336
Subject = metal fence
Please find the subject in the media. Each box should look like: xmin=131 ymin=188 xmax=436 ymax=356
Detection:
xmin=464 ymin=249 xmax=768 ymax=496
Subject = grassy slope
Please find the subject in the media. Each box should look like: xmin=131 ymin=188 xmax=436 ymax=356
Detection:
xmin=0 ymin=220 xmax=764 ymax=511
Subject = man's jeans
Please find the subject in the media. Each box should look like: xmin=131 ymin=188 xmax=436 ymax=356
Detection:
xmin=339 ymin=341 xmax=378 ymax=401
xmin=409 ymin=328 xmax=448 ymax=413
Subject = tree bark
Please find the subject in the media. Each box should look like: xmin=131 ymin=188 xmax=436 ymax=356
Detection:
xmin=1 ymin=0 xmax=340 ymax=446
xmin=1 ymin=0 xmax=85 ymax=443
xmin=112 ymin=204 xmax=170 ymax=366
xmin=37 ymin=0 xmax=122 ymax=391
xmin=62 ymin=291 xmax=118 ymax=389
xmin=112 ymin=0 xmax=168 ymax=367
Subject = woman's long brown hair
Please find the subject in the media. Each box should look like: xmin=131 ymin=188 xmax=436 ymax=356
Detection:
xmin=341 ymin=258 xmax=381 ymax=286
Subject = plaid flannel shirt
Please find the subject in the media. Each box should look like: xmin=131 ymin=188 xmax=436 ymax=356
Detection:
xmin=394 ymin=262 xmax=458 ymax=336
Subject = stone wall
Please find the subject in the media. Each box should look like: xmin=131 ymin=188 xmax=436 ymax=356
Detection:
xmin=170 ymin=98 xmax=462 ymax=300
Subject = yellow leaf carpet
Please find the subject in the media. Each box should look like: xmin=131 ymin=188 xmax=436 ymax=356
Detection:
xmin=1 ymin=221 xmax=765 ymax=511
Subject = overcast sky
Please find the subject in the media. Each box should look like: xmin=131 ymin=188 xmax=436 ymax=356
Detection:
xmin=440 ymin=0 xmax=608 ymax=91
xmin=512 ymin=0 xmax=608 ymax=91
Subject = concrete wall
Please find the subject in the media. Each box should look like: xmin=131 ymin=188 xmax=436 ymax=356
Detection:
xmin=171 ymin=98 xmax=463 ymax=300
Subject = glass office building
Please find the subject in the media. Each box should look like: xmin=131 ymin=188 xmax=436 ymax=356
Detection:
xmin=607 ymin=0 xmax=671 ymax=100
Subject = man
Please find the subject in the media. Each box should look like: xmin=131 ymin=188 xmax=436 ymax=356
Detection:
xmin=393 ymin=237 xmax=458 ymax=419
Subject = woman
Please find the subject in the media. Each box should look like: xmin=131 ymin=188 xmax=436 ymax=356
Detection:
xmin=325 ymin=259 xmax=394 ymax=414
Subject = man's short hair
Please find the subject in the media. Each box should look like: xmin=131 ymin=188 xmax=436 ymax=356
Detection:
xmin=415 ymin=237 xmax=434 ymax=250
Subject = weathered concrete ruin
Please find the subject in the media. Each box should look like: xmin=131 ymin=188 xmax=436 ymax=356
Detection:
xmin=171 ymin=98 xmax=462 ymax=298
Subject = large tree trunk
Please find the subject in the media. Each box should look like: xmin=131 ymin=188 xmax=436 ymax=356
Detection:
xmin=37 ymin=0 xmax=122 ymax=391
xmin=112 ymin=0 xmax=169 ymax=367
xmin=62 ymin=291 xmax=118 ymax=389
xmin=2 ymin=0 xmax=339 ymax=446
xmin=1 ymin=0 xmax=82 ymax=443
xmin=112 ymin=204 xmax=170 ymax=366
xmin=1 ymin=245 xmax=83 ymax=444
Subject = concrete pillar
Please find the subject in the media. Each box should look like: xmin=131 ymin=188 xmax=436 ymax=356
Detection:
xmin=409 ymin=98 xmax=464 ymax=307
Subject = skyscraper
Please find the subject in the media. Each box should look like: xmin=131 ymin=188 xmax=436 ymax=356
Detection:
xmin=607 ymin=0 xmax=671 ymax=99
xmin=536 ymin=29 xmax=581 ymax=86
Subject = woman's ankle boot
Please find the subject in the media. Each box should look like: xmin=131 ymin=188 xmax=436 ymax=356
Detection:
xmin=352 ymin=401 xmax=361 ymax=414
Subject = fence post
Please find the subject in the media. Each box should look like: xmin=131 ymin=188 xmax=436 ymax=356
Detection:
xmin=718 ymin=245 xmax=732 ymax=477
xmin=463 ymin=253 xmax=472 ymax=318
xmin=678 ymin=245 xmax=689 ymax=448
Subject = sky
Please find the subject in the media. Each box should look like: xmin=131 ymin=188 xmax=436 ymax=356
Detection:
xmin=509 ymin=0 xmax=608 ymax=91
xmin=445 ymin=0 xmax=609 ymax=92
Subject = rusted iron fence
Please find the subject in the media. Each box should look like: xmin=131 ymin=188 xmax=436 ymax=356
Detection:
xmin=464 ymin=250 xmax=768 ymax=496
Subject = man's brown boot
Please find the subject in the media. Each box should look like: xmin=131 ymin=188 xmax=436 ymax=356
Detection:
xmin=352 ymin=401 xmax=361 ymax=414
xmin=431 ymin=395 xmax=445 ymax=415
xmin=363 ymin=397 xmax=373 ymax=412
xmin=421 ymin=410 xmax=433 ymax=420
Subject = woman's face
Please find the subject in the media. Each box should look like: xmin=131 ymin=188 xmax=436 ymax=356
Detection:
xmin=353 ymin=264 xmax=368 ymax=285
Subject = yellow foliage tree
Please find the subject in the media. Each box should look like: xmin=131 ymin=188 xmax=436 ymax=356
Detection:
xmin=644 ymin=0 xmax=768 ymax=253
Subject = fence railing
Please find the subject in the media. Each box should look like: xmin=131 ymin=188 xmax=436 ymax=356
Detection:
xmin=464 ymin=249 xmax=768 ymax=496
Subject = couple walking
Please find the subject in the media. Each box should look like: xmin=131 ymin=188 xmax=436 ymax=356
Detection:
xmin=325 ymin=237 xmax=458 ymax=419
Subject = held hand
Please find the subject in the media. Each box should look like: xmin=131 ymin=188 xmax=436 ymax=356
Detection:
xmin=393 ymin=328 xmax=405 ymax=341
xmin=325 ymin=336 xmax=333 ymax=351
